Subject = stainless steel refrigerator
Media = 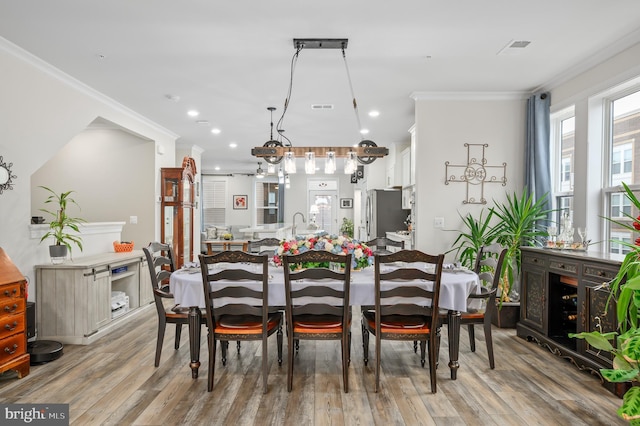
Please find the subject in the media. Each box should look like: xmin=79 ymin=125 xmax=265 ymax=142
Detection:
xmin=365 ymin=189 xmax=409 ymax=241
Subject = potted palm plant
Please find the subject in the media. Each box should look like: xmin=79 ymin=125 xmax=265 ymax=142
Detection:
xmin=489 ymin=190 xmax=551 ymax=327
xmin=38 ymin=186 xmax=85 ymax=263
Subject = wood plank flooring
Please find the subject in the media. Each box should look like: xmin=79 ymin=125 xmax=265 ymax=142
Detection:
xmin=0 ymin=305 xmax=627 ymax=425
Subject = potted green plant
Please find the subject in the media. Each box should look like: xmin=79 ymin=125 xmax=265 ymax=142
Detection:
xmin=449 ymin=209 xmax=499 ymax=269
xmin=571 ymin=182 xmax=640 ymax=423
xmin=490 ymin=190 xmax=551 ymax=303
xmin=340 ymin=218 xmax=354 ymax=238
xmin=39 ymin=186 xmax=85 ymax=263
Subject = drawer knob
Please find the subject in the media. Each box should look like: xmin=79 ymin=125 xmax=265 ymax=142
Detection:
xmin=3 ymin=289 xmax=17 ymax=297
xmin=4 ymin=344 xmax=18 ymax=355
xmin=4 ymin=304 xmax=18 ymax=313
xmin=4 ymin=321 xmax=18 ymax=331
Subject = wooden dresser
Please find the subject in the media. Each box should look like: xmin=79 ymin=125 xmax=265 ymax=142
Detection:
xmin=0 ymin=248 xmax=30 ymax=378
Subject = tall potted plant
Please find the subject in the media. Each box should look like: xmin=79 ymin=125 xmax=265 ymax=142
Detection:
xmin=571 ymin=182 xmax=640 ymax=423
xmin=39 ymin=186 xmax=85 ymax=263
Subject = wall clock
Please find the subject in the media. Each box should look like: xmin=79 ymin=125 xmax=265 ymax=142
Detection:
xmin=0 ymin=156 xmax=17 ymax=194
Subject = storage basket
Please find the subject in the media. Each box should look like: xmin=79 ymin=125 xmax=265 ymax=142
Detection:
xmin=113 ymin=241 xmax=134 ymax=252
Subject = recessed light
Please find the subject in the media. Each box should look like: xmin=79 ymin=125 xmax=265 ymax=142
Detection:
xmin=214 ymin=166 xmax=220 ymax=171
xmin=195 ymin=120 xmax=209 ymax=125
xmin=211 ymin=128 xmax=221 ymax=134
xmin=360 ymin=129 xmax=369 ymax=135
xmin=229 ymin=142 xmax=237 ymax=148
xmin=187 ymin=110 xmax=199 ymax=117
xmin=368 ymin=110 xmax=380 ymax=117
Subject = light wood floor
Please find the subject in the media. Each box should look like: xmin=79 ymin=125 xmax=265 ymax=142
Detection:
xmin=0 ymin=305 xmax=626 ymax=425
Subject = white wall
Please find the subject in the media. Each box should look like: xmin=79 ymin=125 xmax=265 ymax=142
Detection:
xmin=31 ymin=126 xmax=155 ymax=250
xmin=0 ymin=38 xmax=176 ymax=293
xmin=412 ymin=96 xmax=527 ymax=259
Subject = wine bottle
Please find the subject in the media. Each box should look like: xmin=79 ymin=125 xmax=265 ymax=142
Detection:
xmin=561 ymin=293 xmax=578 ymax=300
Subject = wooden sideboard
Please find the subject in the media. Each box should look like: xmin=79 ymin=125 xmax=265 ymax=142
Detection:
xmin=517 ymin=247 xmax=627 ymax=396
xmin=0 ymin=248 xmax=30 ymax=378
xmin=35 ymin=250 xmax=153 ymax=345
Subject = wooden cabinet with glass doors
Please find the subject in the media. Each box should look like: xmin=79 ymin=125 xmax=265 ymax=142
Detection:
xmin=161 ymin=157 xmax=196 ymax=269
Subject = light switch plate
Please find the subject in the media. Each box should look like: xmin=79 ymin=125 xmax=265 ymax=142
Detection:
xmin=434 ymin=217 xmax=444 ymax=229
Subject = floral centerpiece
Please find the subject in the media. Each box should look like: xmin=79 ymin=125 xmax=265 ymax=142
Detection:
xmin=272 ymin=233 xmax=373 ymax=270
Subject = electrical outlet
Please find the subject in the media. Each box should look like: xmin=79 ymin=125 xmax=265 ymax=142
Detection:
xmin=434 ymin=217 xmax=444 ymax=229
xmin=130 ymin=216 xmax=138 ymax=224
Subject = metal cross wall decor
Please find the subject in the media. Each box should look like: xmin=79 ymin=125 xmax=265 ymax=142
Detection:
xmin=444 ymin=143 xmax=507 ymax=204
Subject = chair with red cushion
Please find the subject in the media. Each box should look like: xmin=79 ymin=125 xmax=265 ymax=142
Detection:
xmin=283 ymin=251 xmax=352 ymax=392
xmin=199 ymin=251 xmax=283 ymax=393
xmin=362 ymin=250 xmax=444 ymax=393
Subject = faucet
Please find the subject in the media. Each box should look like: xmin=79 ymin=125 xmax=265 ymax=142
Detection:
xmin=292 ymin=211 xmax=306 ymax=237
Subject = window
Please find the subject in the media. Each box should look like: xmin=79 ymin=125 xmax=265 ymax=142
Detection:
xmin=201 ymin=176 xmax=226 ymax=227
xmin=255 ymin=179 xmax=279 ymax=225
xmin=551 ymin=109 xmax=575 ymax=227
xmin=610 ymin=193 xmax=631 ymax=218
xmin=603 ymin=89 xmax=640 ymax=251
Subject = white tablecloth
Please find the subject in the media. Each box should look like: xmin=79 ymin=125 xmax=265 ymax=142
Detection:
xmin=169 ymin=264 xmax=480 ymax=312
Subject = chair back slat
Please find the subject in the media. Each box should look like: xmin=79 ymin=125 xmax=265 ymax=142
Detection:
xmin=247 ymin=238 xmax=281 ymax=257
xmin=365 ymin=237 xmax=404 ymax=255
xmin=199 ymin=251 xmax=269 ymax=323
xmin=374 ymin=250 xmax=444 ymax=328
xmin=283 ymin=251 xmax=352 ymax=321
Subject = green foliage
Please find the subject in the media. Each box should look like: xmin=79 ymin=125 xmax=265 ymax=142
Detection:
xmin=570 ymin=182 xmax=640 ymax=423
xmin=38 ymin=186 xmax=86 ymax=254
xmin=340 ymin=218 xmax=354 ymax=238
xmin=490 ymin=190 xmax=551 ymax=302
xmin=449 ymin=209 xmax=499 ymax=269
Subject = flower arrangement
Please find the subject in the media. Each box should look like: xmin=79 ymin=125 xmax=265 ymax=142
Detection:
xmin=272 ymin=233 xmax=373 ymax=270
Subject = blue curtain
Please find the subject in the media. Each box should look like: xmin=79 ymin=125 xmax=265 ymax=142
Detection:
xmin=525 ymin=92 xmax=551 ymax=210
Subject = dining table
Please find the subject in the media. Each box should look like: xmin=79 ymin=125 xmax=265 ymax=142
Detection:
xmin=170 ymin=263 xmax=481 ymax=380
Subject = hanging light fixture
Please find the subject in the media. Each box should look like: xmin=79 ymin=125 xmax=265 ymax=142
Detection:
xmin=344 ymin=151 xmax=357 ymax=175
xmin=325 ymin=151 xmax=336 ymax=174
xmin=285 ymin=174 xmax=291 ymax=189
xmin=304 ymin=152 xmax=316 ymax=174
xmin=267 ymin=163 xmax=275 ymax=174
xmin=256 ymin=162 xmax=265 ymax=179
xmin=284 ymin=151 xmax=296 ymax=174
xmin=252 ymin=38 xmax=388 ymax=173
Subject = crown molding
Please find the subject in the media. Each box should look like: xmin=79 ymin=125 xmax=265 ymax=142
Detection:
xmin=410 ymin=91 xmax=529 ymax=101
xmin=0 ymin=36 xmax=178 ymax=140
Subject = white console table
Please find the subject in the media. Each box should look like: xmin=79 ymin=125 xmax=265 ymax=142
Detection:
xmin=35 ymin=250 xmax=153 ymax=345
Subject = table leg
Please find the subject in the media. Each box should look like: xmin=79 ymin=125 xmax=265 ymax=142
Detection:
xmin=188 ymin=306 xmax=202 ymax=379
xmin=447 ymin=309 xmax=461 ymax=380
xmin=206 ymin=242 xmax=213 ymax=255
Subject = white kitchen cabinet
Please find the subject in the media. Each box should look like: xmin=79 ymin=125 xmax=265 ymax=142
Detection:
xmin=36 ymin=251 xmax=150 ymax=345
xmin=401 ymin=148 xmax=411 ymax=188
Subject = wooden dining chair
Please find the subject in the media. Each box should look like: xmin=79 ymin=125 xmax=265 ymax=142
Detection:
xmin=365 ymin=237 xmax=404 ymax=255
xmin=247 ymin=237 xmax=281 ymax=257
xmin=198 ymin=251 xmax=283 ymax=393
xmin=439 ymin=243 xmax=507 ymax=369
xmin=283 ymin=251 xmax=352 ymax=392
xmin=362 ymin=250 xmax=444 ymax=393
xmin=143 ymin=242 xmax=195 ymax=367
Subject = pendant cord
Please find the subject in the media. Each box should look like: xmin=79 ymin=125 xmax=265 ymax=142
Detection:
xmin=276 ymin=44 xmax=302 ymax=147
xmin=342 ymin=46 xmax=364 ymax=141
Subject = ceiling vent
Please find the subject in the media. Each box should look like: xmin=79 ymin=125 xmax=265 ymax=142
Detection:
xmin=497 ymin=40 xmax=531 ymax=56
xmin=311 ymin=104 xmax=334 ymax=110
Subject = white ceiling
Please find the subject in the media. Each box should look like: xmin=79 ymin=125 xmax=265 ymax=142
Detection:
xmin=3 ymin=1 xmax=640 ymax=174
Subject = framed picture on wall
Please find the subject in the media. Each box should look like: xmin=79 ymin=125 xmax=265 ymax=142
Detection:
xmin=340 ymin=198 xmax=353 ymax=209
xmin=233 ymin=195 xmax=247 ymax=210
